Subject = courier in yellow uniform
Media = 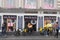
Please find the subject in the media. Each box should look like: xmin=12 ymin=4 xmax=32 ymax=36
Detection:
xmin=44 ymin=23 xmax=52 ymax=30
xmin=47 ymin=23 xmax=53 ymax=32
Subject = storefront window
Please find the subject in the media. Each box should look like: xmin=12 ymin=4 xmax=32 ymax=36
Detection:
xmin=44 ymin=16 xmax=56 ymax=28
xmin=3 ymin=15 xmax=17 ymax=32
xmin=43 ymin=0 xmax=55 ymax=9
xmin=2 ymin=0 xmax=20 ymax=8
xmin=5 ymin=0 xmax=15 ymax=8
xmin=24 ymin=0 xmax=37 ymax=9
xmin=24 ymin=16 xmax=37 ymax=31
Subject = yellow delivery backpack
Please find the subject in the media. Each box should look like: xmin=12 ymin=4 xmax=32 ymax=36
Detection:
xmin=39 ymin=27 xmax=43 ymax=32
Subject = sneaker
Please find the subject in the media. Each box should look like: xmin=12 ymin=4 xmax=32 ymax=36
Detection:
xmin=46 ymin=35 xmax=48 ymax=37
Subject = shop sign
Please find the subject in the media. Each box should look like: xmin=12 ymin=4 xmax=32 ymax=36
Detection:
xmin=24 ymin=16 xmax=37 ymax=20
xmin=44 ymin=16 xmax=56 ymax=20
xmin=3 ymin=15 xmax=17 ymax=19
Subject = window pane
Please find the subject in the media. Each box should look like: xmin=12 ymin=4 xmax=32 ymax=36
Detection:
xmin=7 ymin=0 xmax=15 ymax=8
xmin=43 ymin=0 xmax=55 ymax=9
xmin=25 ymin=0 xmax=37 ymax=9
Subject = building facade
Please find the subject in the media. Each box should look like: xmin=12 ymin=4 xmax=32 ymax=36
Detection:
xmin=0 ymin=0 xmax=60 ymax=32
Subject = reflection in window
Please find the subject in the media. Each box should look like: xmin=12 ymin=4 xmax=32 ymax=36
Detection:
xmin=44 ymin=0 xmax=54 ymax=7
xmin=8 ymin=0 xmax=15 ymax=7
xmin=7 ymin=0 xmax=13 ymax=5
xmin=44 ymin=16 xmax=56 ymax=27
xmin=25 ymin=0 xmax=37 ymax=9
xmin=27 ymin=0 xmax=36 ymax=5
xmin=44 ymin=0 xmax=54 ymax=9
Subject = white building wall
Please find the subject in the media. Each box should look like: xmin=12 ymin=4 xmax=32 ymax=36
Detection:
xmin=57 ymin=0 xmax=60 ymax=9
xmin=0 ymin=0 xmax=2 ymax=7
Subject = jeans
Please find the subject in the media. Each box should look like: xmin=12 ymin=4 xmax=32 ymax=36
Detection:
xmin=2 ymin=29 xmax=6 ymax=35
xmin=44 ymin=30 xmax=48 ymax=35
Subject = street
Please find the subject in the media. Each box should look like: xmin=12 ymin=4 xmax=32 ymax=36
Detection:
xmin=0 ymin=35 xmax=60 ymax=40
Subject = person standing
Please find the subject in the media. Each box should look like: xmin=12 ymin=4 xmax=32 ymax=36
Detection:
xmin=54 ymin=22 xmax=59 ymax=38
xmin=2 ymin=22 xmax=7 ymax=36
xmin=44 ymin=23 xmax=48 ymax=36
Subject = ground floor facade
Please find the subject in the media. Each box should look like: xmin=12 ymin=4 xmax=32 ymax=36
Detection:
xmin=0 ymin=13 xmax=60 ymax=32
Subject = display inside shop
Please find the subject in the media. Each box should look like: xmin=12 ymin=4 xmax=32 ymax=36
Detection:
xmin=44 ymin=16 xmax=56 ymax=28
xmin=24 ymin=16 xmax=37 ymax=31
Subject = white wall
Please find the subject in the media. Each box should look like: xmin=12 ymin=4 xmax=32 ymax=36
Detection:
xmin=0 ymin=0 xmax=2 ymax=7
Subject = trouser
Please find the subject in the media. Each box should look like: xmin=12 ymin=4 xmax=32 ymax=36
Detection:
xmin=2 ymin=30 xmax=6 ymax=35
xmin=56 ymin=29 xmax=59 ymax=38
xmin=44 ymin=30 xmax=48 ymax=35
xmin=54 ymin=29 xmax=59 ymax=38
xmin=28 ymin=28 xmax=33 ymax=34
xmin=2 ymin=27 xmax=6 ymax=35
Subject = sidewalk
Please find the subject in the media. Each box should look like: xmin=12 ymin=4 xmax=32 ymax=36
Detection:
xmin=0 ymin=32 xmax=60 ymax=40
xmin=0 ymin=35 xmax=60 ymax=40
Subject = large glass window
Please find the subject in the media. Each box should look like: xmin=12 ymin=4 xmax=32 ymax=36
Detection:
xmin=25 ymin=0 xmax=37 ymax=9
xmin=44 ymin=16 xmax=56 ymax=28
xmin=3 ymin=15 xmax=17 ymax=32
xmin=24 ymin=15 xmax=37 ymax=31
xmin=6 ymin=0 xmax=15 ymax=8
xmin=8 ymin=0 xmax=14 ymax=5
xmin=2 ymin=0 xmax=20 ymax=8
xmin=43 ymin=0 xmax=55 ymax=9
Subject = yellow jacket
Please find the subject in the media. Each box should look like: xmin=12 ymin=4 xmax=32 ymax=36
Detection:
xmin=44 ymin=23 xmax=52 ymax=29
xmin=46 ymin=23 xmax=52 ymax=28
